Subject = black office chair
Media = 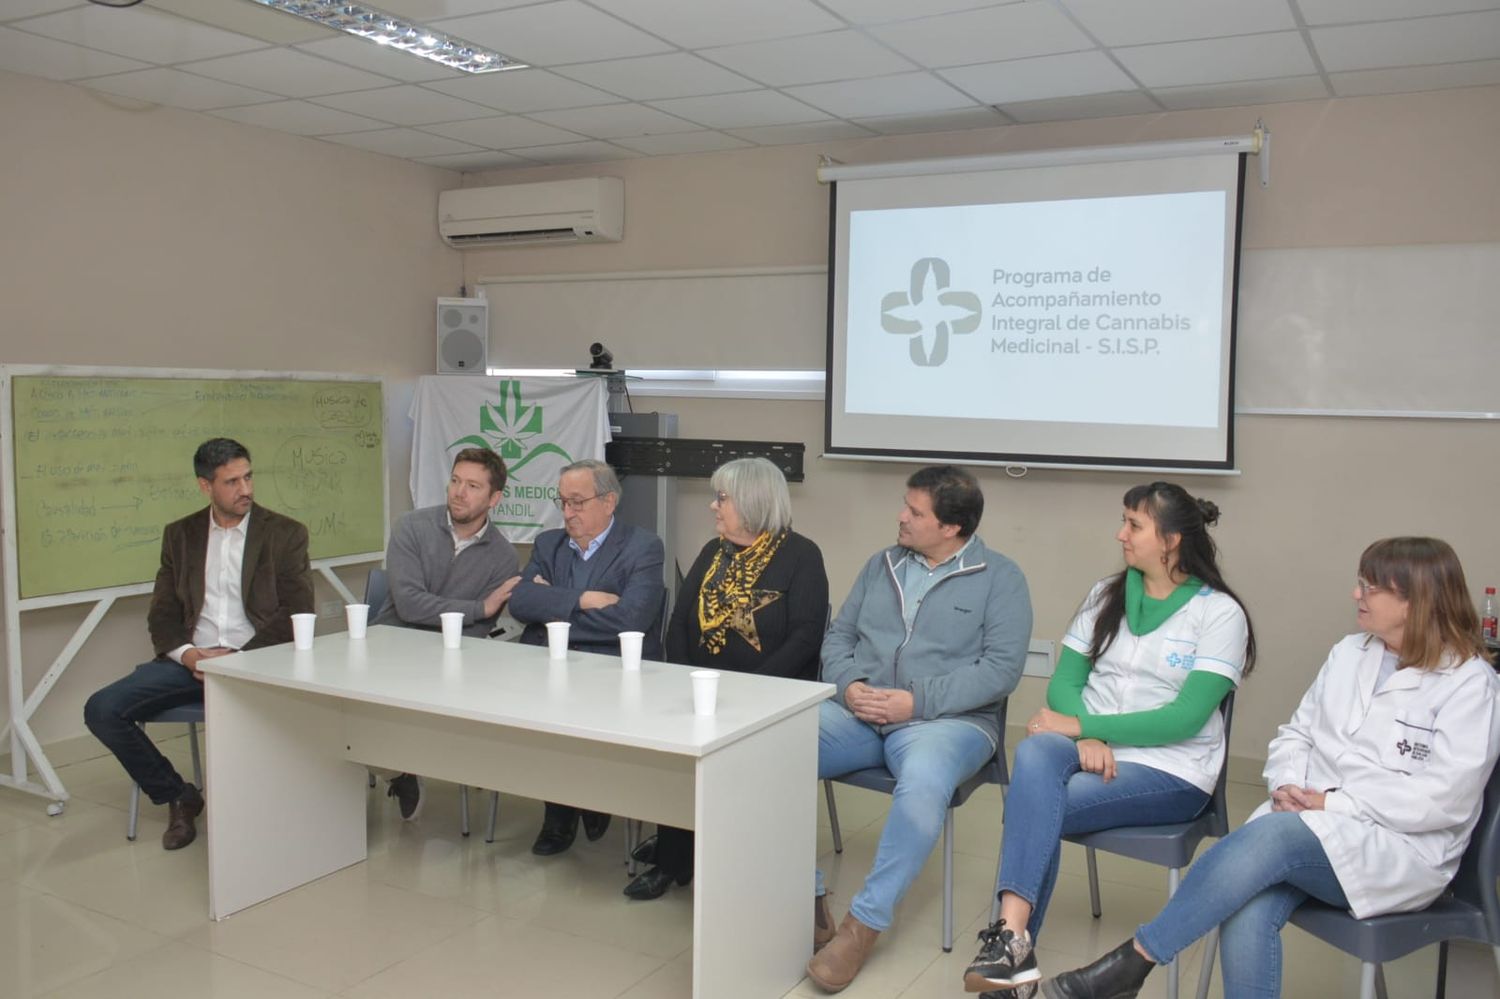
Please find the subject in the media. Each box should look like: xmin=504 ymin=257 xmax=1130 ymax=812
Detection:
xmin=126 ymin=703 xmax=204 ymax=840
xmin=1267 ymin=758 xmax=1500 ymax=999
xmin=822 ymin=699 xmax=1012 ymax=952
xmin=364 ymin=567 xmax=389 ymax=619
xmin=1060 ymin=692 xmax=1236 ymax=999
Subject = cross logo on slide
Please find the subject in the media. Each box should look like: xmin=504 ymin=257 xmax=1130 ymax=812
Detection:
xmin=880 ymin=258 xmax=982 ymax=367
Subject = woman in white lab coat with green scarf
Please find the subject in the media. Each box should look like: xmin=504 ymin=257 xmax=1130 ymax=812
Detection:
xmin=1034 ymin=537 xmax=1500 ymax=999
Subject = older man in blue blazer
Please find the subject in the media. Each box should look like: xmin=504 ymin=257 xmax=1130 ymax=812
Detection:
xmin=509 ymin=458 xmax=665 ymax=855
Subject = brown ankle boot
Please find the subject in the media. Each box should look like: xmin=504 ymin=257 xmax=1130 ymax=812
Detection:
xmin=162 ymin=784 xmax=204 ymax=851
xmin=813 ymin=893 xmax=835 ymax=952
xmin=806 ymin=912 xmax=879 ymax=992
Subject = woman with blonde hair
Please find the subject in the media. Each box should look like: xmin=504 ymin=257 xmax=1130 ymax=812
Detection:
xmin=623 ymin=456 xmax=829 ymax=900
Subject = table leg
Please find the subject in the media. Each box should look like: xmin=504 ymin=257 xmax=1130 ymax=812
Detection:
xmin=205 ymin=675 xmax=366 ymax=920
xmin=693 ymin=706 xmax=818 ymax=999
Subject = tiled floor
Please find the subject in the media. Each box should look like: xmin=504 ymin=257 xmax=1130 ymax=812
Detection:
xmin=2 ymin=734 xmax=1497 ymax=998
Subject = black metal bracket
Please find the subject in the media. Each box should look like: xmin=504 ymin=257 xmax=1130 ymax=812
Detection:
xmin=606 ymin=437 xmax=805 ymax=481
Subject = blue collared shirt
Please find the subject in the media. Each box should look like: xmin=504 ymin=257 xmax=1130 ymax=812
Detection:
xmin=898 ymin=536 xmax=974 ymax=634
xmin=566 ymin=517 xmax=615 ymax=561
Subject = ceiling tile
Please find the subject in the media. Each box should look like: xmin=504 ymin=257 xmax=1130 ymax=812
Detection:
xmin=431 ymin=1 xmax=671 ymax=67
xmin=321 ymin=127 xmax=483 ymax=157
xmin=587 ymin=0 xmax=842 ymax=49
xmin=375 ymin=0 xmax=542 ymax=18
xmin=1153 ymin=75 xmax=1330 ymax=110
xmin=816 ymin=1 xmax=1020 ymax=27
xmin=16 ymin=4 xmax=267 ymax=64
xmin=1061 ymin=0 xmax=1298 ymax=47
xmin=1115 ymin=31 xmax=1318 ymax=88
xmin=145 ymin=0 xmax=336 ymax=44
xmin=553 ymin=52 xmax=757 ymax=100
xmin=1330 ymin=58 xmax=1500 ymax=96
xmin=870 ymin=4 xmax=1093 ymax=69
xmin=313 ymin=84 xmax=496 ymax=125
xmin=422 ymin=115 xmax=586 ymax=148
xmin=1002 ymin=88 xmax=1164 ymax=120
xmin=701 ymin=30 xmax=914 ymax=87
xmin=612 ymin=131 xmax=753 ymax=155
xmin=940 ymin=51 xmax=1136 ymax=104
xmin=526 ymin=103 xmax=698 ymax=138
xmin=208 ymin=99 xmax=388 ymax=135
xmin=0 ymin=1 xmax=86 ymax=20
xmin=424 ymin=68 xmax=619 ymax=112
xmin=786 ymin=72 xmax=977 ymax=118
xmin=81 ymin=67 xmax=279 ymax=110
xmin=1296 ymin=0 xmax=1500 ymax=26
xmin=294 ymin=36 xmax=466 ymax=83
xmin=726 ymin=120 xmax=878 ymax=145
xmin=180 ymin=48 xmax=396 ymax=98
xmin=648 ymin=90 xmax=830 ymax=129
xmin=997 ymin=90 xmax=1162 ymax=123
xmin=0 ymin=26 xmax=149 ymax=80
xmin=415 ymin=150 xmax=532 ymax=172
xmin=1310 ymin=11 xmax=1500 ymax=72
xmin=852 ymin=107 xmax=1011 ymax=134
xmin=508 ymin=140 xmax=639 ymax=164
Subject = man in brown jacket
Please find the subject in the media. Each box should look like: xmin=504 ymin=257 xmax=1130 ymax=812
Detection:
xmin=84 ymin=438 xmax=313 ymax=849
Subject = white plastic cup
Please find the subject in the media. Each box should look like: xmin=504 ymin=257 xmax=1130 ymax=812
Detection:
xmin=619 ymin=631 xmax=644 ymax=671
xmin=440 ymin=612 xmax=464 ymax=649
xmin=345 ymin=603 xmax=369 ymax=639
xmin=546 ymin=621 xmax=570 ymax=659
xmin=691 ymin=669 xmax=720 ymax=716
xmin=291 ymin=613 xmax=316 ymax=650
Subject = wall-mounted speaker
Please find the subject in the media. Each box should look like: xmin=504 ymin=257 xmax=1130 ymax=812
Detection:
xmin=436 ymin=297 xmax=488 ymax=374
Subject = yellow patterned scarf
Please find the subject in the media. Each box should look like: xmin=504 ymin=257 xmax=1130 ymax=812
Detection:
xmin=697 ymin=529 xmax=788 ymax=654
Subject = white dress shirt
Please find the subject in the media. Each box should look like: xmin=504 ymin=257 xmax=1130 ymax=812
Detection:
xmin=168 ymin=508 xmax=256 ymax=663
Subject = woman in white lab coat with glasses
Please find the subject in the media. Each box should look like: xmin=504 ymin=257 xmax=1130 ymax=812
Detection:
xmin=1035 ymin=537 xmax=1500 ymax=999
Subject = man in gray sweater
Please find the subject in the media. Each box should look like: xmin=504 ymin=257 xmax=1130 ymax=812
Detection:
xmin=808 ymin=465 xmax=1032 ymax=992
xmin=373 ymin=447 xmax=520 ymax=818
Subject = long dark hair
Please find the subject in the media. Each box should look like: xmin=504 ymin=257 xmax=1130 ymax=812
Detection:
xmin=1086 ymin=482 xmax=1257 ymax=675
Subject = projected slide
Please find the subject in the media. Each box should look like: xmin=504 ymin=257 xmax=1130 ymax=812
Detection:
xmin=826 ymin=152 xmax=1245 ymax=469
xmin=845 ymin=192 xmax=1224 ymax=427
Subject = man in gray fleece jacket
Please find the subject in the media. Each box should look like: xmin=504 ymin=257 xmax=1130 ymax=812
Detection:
xmin=372 ymin=447 xmax=520 ymax=820
xmin=808 ymin=465 xmax=1032 ymax=993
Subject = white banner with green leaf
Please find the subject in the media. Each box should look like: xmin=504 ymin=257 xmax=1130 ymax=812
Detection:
xmin=409 ymin=376 xmax=610 ymax=542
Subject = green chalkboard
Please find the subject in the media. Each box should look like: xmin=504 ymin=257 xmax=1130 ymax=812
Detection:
xmin=9 ymin=374 xmax=385 ymax=600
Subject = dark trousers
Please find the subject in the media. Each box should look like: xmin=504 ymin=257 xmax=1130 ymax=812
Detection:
xmin=83 ymin=658 xmax=201 ymax=805
xmin=654 ymin=824 xmax=694 ymax=881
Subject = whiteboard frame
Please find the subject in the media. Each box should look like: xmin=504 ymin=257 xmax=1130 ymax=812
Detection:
xmin=0 ymin=364 xmax=390 ymax=811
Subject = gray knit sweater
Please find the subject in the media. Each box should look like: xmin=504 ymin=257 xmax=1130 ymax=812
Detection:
xmin=373 ymin=504 xmax=519 ymax=636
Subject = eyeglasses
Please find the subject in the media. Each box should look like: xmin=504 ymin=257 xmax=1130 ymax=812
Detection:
xmin=711 ymin=490 xmax=731 ymax=505
xmin=555 ymin=494 xmax=602 ymax=512
xmin=1355 ymin=578 xmax=1388 ymax=597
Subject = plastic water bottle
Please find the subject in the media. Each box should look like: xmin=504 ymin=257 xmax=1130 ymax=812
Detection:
xmin=1483 ymin=587 xmax=1498 ymax=642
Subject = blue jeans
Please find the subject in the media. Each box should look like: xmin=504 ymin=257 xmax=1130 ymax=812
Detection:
xmin=1136 ymin=811 xmax=1348 ymax=999
xmin=815 ymin=700 xmax=995 ymax=931
xmin=998 ymin=733 xmax=1210 ymax=939
xmin=83 ymin=658 xmax=202 ymax=804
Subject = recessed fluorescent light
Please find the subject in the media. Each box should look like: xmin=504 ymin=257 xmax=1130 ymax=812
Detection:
xmin=247 ymin=0 xmax=526 ymax=74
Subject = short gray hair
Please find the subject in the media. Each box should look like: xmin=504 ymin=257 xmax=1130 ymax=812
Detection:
xmin=710 ymin=457 xmax=792 ymax=535
xmin=561 ymin=458 xmax=621 ymax=498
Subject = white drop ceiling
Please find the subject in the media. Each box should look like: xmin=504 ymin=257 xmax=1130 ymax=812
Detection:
xmin=4 ymin=0 xmax=1498 ymax=171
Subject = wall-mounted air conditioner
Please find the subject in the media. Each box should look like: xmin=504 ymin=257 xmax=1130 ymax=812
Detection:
xmin=438 ymin=177 xmax=624 ymax=248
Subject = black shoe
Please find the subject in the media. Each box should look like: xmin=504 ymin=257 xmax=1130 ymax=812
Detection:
xmin=162 ymin=784 xmax=204 ymax=851
xmin=581 ymin=809 xmax=611 ymax=841
xmin=965 ymin=919 xmax=1039 ymax=992
xmin=1040 ymin=939 xmax=1153 ymax=999
xmin=386 ymin=773 xmax=424 ymax=821
xmin=630 ymin=834 xmax=657 ymax=865
xmin=623 ymin=865 xmax=691 ymax=900
xmin=531 ymin=815 xmax=578 ymax=856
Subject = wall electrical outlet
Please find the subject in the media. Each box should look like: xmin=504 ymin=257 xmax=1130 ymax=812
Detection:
xmin=319 ymin=600 xmax=344 ymax=619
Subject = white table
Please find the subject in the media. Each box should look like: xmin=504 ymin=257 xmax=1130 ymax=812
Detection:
xmin=200 ymin=626 xmax=833 ymax=999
